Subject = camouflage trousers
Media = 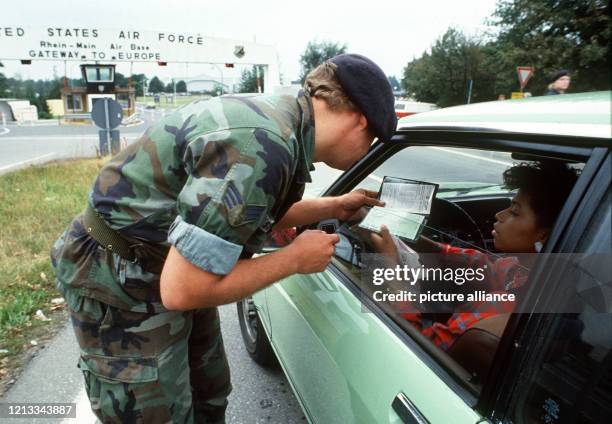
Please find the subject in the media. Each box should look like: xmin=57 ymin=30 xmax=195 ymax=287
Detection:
xmin=70 ymin=297 xmax=232 ymax=423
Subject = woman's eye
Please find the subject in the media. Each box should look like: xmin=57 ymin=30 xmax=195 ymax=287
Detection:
xmin=510 ymin=209 xmax=519 ymax=216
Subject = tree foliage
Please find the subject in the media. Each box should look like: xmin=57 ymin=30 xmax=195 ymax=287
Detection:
xmin=176 ymin=80 xmax=187 ymax=93
xmin=402 ymin=29 xmax=496 ymax=107
xmin=130 ymin=74 xmax=146 ymax=97
xmin=298 ymin=40 xmax=347 ymax=83
xmin=0 ymin=72 xmax=8 ymax=97
xmin=387 ymin=75 xmax=400 ymax=90
xmin=402 ymin=0 xmax=610 ymax=105
xmin=148 ymin=76 xmax=164 ymax=93
xmin=238 ymin=66 xmax=264 ymax=93
xmin=489 ymin=0 xmax=610 ymax=94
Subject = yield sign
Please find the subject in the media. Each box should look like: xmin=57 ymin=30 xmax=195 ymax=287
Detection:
xmin=517 ymin=66 xmax=534 ymax=90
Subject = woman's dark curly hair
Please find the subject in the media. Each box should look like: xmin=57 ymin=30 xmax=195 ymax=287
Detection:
xmin=503 ymin=161 xmax=580 ymax=229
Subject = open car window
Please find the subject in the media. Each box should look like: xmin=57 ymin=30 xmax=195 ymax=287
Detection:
xmin=327 ymin=145 xmax=584 ymax=397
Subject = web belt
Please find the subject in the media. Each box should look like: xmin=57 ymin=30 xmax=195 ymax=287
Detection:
xmin=83 ymin=206 xmax=137 ymax=262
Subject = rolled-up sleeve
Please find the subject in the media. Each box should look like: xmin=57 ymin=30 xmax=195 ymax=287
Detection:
xmin=168 ymin=216 xmax=243 ymax=275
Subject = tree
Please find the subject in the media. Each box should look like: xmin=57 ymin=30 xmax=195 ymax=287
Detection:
xmin=130 ymin=74 xmax=146 ymax=97
xmin=238 ymin=66 xmax=264 ymax=93
xmin=298 ymin=40 xmax=347 ymax=83
xmin=0 ymin=72 xmax=9 ymax=97
xmin=164 ymin=82 xmax=174 ymax=93
xmin=148 ymin=76 xmax=164 ymax=93
xmin=402 ymin=28 xmax=496 ymax=107
xmin=176 ymin=80 xmax=187 ymax=93
xmin=489 ymin=0 xmax=610 ymax=94
xmin=114 ymin=72 xmax=128 ymax=88
xmin=387 ymin=75 xmax=400 ymax=91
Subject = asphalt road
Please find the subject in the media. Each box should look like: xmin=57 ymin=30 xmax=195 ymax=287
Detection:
xmin=0 ymin=304 xmax=306 ymax=424
xmin=0 ymin=107 xmax=164 ymax=174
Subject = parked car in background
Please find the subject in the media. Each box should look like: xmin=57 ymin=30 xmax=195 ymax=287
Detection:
xmin=238 ymin=92 xmax=612 ymax=424
xmin=394 ymin=100 xmax=438 ymax=118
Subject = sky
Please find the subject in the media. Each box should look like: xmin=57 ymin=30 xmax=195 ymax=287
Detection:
xmin=1 ymin=0 xmax=498 ymax=85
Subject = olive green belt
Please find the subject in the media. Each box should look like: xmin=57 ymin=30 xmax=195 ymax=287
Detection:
xmin=83 ymin=206 xmax=138 ymax=262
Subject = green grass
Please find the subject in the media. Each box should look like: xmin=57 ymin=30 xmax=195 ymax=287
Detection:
xmin=0 ymin=159 xmax=103 ymax=355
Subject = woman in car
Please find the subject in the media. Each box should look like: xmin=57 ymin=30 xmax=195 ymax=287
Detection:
xmin=372 ymin=161 xmax=579 ymax=351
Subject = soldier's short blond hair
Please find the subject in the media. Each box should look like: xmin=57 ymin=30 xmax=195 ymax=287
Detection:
xmin=304 ymin=61 xmax=357 ymax=112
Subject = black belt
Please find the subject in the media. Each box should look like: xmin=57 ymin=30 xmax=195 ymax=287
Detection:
xmin=83 ymin=206 xmax=169 ymax=273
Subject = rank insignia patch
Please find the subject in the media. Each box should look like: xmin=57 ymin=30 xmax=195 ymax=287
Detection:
xmin=223 ymin=182 xmax=245 ymax=226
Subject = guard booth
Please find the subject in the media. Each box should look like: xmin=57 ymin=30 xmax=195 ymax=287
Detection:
xmin=62 ymin=64 xmax=136 ymax=119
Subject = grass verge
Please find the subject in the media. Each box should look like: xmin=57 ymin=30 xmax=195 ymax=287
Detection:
xmin=0 ymin=158 xmax=103 ymax=392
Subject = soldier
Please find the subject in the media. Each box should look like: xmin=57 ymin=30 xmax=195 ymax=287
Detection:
xmin=51 ymin=53 xmax=396 ymax=423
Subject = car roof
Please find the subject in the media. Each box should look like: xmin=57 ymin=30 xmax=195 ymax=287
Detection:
xmin=397 ymin=91 xmax=611 ymax=140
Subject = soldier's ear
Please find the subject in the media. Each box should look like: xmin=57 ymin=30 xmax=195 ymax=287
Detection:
xmin=357 ymin=113 xmax=368 ymax=132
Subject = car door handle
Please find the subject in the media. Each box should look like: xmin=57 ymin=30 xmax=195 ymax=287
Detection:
xmin=392 ymin=392 xmax=429 ymax=424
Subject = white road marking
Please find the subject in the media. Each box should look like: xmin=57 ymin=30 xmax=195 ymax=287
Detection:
xmin=428 ymin=146 xmax=513 ymax=166
xmin=0 ymin=135 xmax=140 ymax=141
xmin=0 ymin=127 xmax=9 ymax=136
xmin=0 ymin=152 xmax=57 ymax=172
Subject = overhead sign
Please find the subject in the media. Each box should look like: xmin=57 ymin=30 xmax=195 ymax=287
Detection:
xmin=517 ymin=66 xmax=534 ymax=90
xmin=0 ymin=25 xmax=277 ymax=65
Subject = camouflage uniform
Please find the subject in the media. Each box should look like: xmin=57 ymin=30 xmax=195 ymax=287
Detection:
xmin=51 ymin=91 xmax=315 ymax=423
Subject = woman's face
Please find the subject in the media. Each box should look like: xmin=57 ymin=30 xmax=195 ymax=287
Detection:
xmin=492 ymin=190 xmax=546 ymax=253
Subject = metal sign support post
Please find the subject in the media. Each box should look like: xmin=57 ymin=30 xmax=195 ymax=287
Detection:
xmin=104 ymin=99 xmax=111 ymax=155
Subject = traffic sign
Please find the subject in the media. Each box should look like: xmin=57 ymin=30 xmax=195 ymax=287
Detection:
xmin=91 ymin=98 xmax=123 ymax=130
xmin=517 ymin=66 xmax=534 ymax=90
xmin=91 ymin=98 xmax=123 ymax=156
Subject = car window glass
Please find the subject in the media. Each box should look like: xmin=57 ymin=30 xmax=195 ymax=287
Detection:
xmin=512 ymin=191 xmax=611 ymax=424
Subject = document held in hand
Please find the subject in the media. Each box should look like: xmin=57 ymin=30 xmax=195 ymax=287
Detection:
xmin=358 ymin=177 xmax=438 ymax=241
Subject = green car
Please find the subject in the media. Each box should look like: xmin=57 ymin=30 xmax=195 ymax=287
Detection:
xmin=238 ymin=92 xmax=611 ymax=424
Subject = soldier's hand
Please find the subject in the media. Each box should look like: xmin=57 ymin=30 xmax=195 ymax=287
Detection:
xmin=335 ymin=189 xmax=384 ymax=221
xmin=288 ymin=230 xmax=340 ymax=274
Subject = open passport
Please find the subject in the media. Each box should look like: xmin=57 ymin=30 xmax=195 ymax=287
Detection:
xmin=358 ymin=176 xmax=438 ymax=241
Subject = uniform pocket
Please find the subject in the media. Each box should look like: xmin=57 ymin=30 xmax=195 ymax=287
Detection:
xmin=79 ymin=353 xmax=158 ymax=384
xmin=78 ymin=354 xmax=175 ymax=423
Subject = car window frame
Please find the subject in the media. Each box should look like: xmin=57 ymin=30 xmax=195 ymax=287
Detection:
xmin=316 ymin=129 xmax=603 ymax=417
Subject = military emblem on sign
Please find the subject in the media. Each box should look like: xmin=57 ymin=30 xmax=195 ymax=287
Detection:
xmin=234 ymin=45 xmax=245 ymax=59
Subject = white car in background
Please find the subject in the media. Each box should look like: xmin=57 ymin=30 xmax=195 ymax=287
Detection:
xmin=394 ymin=99 xmax=438 ymax=118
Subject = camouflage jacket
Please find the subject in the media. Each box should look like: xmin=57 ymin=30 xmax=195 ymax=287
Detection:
xmin=52 ymin=90 xmax=315 ymax=312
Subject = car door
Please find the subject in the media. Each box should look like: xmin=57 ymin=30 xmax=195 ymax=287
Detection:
xmin=265 ymin=267 xmax=482 ymax=424
xmin=264 ymin=141 xmax=516 ymax=423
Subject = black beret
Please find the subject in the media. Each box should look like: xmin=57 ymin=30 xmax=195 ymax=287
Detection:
xmin=329 ymin=54 xmax=397 ymax=142
xmin=549 ymin=69 xmax=570 ymax=84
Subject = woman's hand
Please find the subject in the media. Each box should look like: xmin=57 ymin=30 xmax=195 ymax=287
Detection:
xmin=369 ymin=225 xmax=399 ymax=260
